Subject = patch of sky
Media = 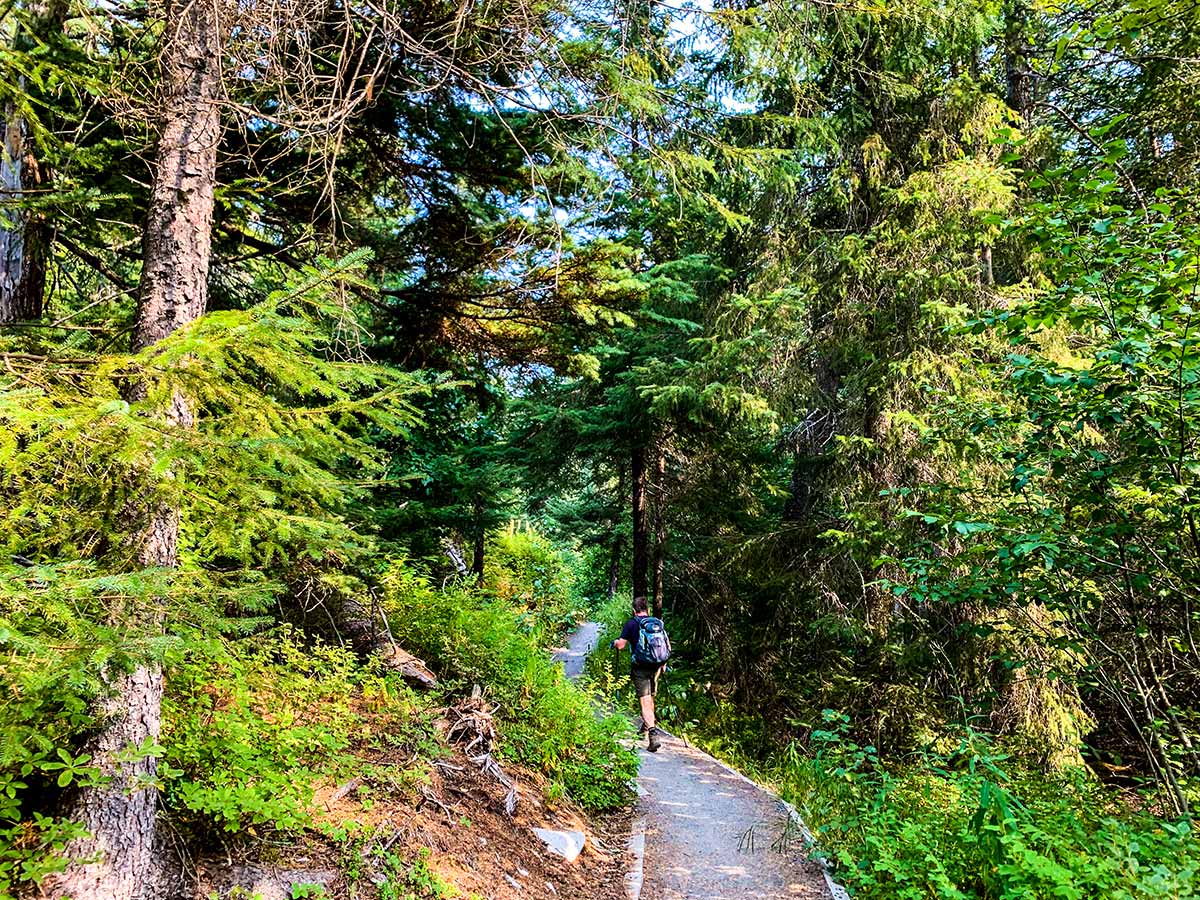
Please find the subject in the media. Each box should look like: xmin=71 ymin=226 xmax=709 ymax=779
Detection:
xmin=497 ymin=361 xmax=558 ymax=396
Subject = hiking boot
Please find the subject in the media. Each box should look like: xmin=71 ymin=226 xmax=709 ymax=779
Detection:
xmin=637 ymin=720 xmax=648 ymax=736
xmin=647 ymin=727 xmax=662 ymax=753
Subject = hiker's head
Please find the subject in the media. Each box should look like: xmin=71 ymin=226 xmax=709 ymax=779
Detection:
xmin=632 ymin=596 xmax=649 ymax=616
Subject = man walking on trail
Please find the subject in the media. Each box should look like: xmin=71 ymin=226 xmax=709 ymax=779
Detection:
xmin=611 ymin=596 xmax=671 ymax=752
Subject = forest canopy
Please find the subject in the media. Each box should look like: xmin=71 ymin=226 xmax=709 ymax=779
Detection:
xmin=2 ymin=0 xmax=1200 ymax=898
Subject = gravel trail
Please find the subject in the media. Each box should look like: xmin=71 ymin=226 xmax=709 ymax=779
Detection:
xmin=553 ymin=623 xmax=839 ymax=900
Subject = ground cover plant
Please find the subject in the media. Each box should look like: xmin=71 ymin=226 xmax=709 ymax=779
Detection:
xmin=789 ymin=728 xmax=1199 ymax=900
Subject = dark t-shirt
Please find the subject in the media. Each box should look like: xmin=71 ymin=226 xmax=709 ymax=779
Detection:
xmin=621 ymin=616 xmax=660 ymax=671
xmin=620 ymin=616 xmax=642 ymax=647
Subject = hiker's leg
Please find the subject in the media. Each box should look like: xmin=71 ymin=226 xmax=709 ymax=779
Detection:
xmin=632 ymin=667 xmax=657 ymax=730
xmin=644 ymin=668 xmax=663 ymax=751
xmin=639 ymin=692 xmax=656 ymax=730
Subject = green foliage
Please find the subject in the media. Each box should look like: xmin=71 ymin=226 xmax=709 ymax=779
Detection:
xmin=483 ymin=525 xmax=582 ymax=638
xmin=163 ymin=628 xmax=366 ymax=833
xmin=376 ymin=847 xmax=459 ymax=900
xmin=381 ymin=566 xmax=636 ymax=810
xmin=580 ymin=594 xmax=635 ymax=697
xmin=6 ymin=0 xmax=1200 ymax=895
xmin=783 ymin=714 xmax=1200 ymax=900
xmin=0 ymin=814 xmax=89 ymax=898
xmin=0 ymin=257 xmax=426 ymax=872
xmin=2 ymin=253 xmax=421 ymax=575
xmin=891 ymin=165 xmax=1200 ymax=806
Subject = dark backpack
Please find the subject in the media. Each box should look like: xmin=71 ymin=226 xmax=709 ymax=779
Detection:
xmin=633 ymin=616 xmax=671 ymax=666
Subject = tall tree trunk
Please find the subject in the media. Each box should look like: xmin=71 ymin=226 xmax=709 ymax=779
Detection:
xmin=0 ymin=113 xmax=50 ymax=322
xmin=606 ymin=536 xmax=622 ymax=603
xmin=1004 ymin=0 xmax=1033 ymax=121
xmin=471 ymin=499 xmax=485 ymax=585
xmin=0 ymin=0 xmax=65 ymax=324
xmin=131 ymin=2 xmax=220 ymax=352
xmin=631 ymin=443 xmax=649 ymax=603
xmin=651 ymin=443 xmax=665 ymax=619
xmin=45 ymin=3 xmax=220 ymax=898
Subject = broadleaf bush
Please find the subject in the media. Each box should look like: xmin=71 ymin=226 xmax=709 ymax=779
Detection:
xmin=777 ymin=714 xmax=1199 ymax=900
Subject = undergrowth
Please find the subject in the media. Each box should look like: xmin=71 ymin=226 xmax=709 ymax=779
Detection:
xmin=483 ymin=525 xmax=584 ymax=640
xmin=382 ymin=564 xmax=637 ymax=811
xmin=163 ymin=626 xmax=429 ymax=835
xmin=0 ymin=533 xmax=631 ymax=897
xmin=783 ymin=713 xmax=1199 ymax=900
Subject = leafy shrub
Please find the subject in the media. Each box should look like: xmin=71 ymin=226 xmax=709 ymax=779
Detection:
xmin=376 ymin=846 xmax=460 ymax=900
xmin=483 ymin=525 xmax=582 ymax=640
xmin=779 ymin=713 xmax=1200 ymax=900
xmin=162 ymin=627 xmax=413 ymax=834
xmin=0 ymin=815 xmax=89 ymax=898
xmin=382 ymin=566 xmax=636 ymax=809
xmin=571 ymin=542 xmax=627 ymax=609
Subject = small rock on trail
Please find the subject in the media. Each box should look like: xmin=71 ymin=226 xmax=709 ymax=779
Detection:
xmin=533 ymin=827 xmax=588 ymax=863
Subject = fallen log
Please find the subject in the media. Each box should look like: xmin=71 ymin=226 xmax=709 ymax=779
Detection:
xmin=335 ymin=594 xmax=438 ymax=689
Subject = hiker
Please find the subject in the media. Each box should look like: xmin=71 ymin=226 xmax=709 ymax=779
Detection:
xmin=611 ymin=596 xmax=671 ymax=752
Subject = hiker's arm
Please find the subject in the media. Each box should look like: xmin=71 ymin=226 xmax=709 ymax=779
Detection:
xmin=612 ymin=620 xmax=637 ymax=651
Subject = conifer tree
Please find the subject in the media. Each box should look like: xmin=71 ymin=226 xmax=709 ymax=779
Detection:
xmin=0 ymin=0 xmax=66 ymax=323
xmin=45 ymin=0 xmax=221 ymax=893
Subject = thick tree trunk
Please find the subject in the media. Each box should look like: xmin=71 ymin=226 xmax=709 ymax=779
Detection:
xmin=0 ymin=118 xmax=50 ymax=323
xmin=45 ymin=3 xmax=220 ymax=898
xmin=0 ymin=107 xmax=32 ymax=322
xmin=651 ymin=444 xmax=665 ymax=619
xmin=631 ymin=443 xmax=649 ymax=603
xmin=471 ymin=530 xmax=485 ymax=583
xmin=45 ymin=666 xmax=165 ymax=900
xmin=0 ymin=0 xmax=65 ymax=324
xmin=131 ymin=1 xmax=220 ymax=352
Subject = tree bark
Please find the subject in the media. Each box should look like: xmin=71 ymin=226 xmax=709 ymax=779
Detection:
xmin=651 ymin=443 xmax=665 ymax=619
xmin=606 ymin=535 xmax=623 ymax=603
xmin=1004 ymin=0 xmax=1033 ymax=121
xmin=45 ymin=3 xmax=221 ymax=898
xmin=0 ymin=116 xmax=50 ymax=323
xmin=631 ymin=443 xmax=649 ymax=603
xmin=471 ymin=498 xmax=485 ymax=584
xmin=130 ymin=0 xmax=221 ymax=352
xmin=0 ymin=0 xmax=66 ymax=324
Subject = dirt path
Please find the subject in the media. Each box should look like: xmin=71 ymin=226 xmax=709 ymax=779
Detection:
xmin=553 ymin=623 xmax=844 ymax=900
xmin=554 ymin=620 xmax=601 ymax=679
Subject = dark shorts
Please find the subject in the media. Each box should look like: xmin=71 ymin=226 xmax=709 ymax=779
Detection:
xmin=631 ymin=664 xmax=663 ymax=698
